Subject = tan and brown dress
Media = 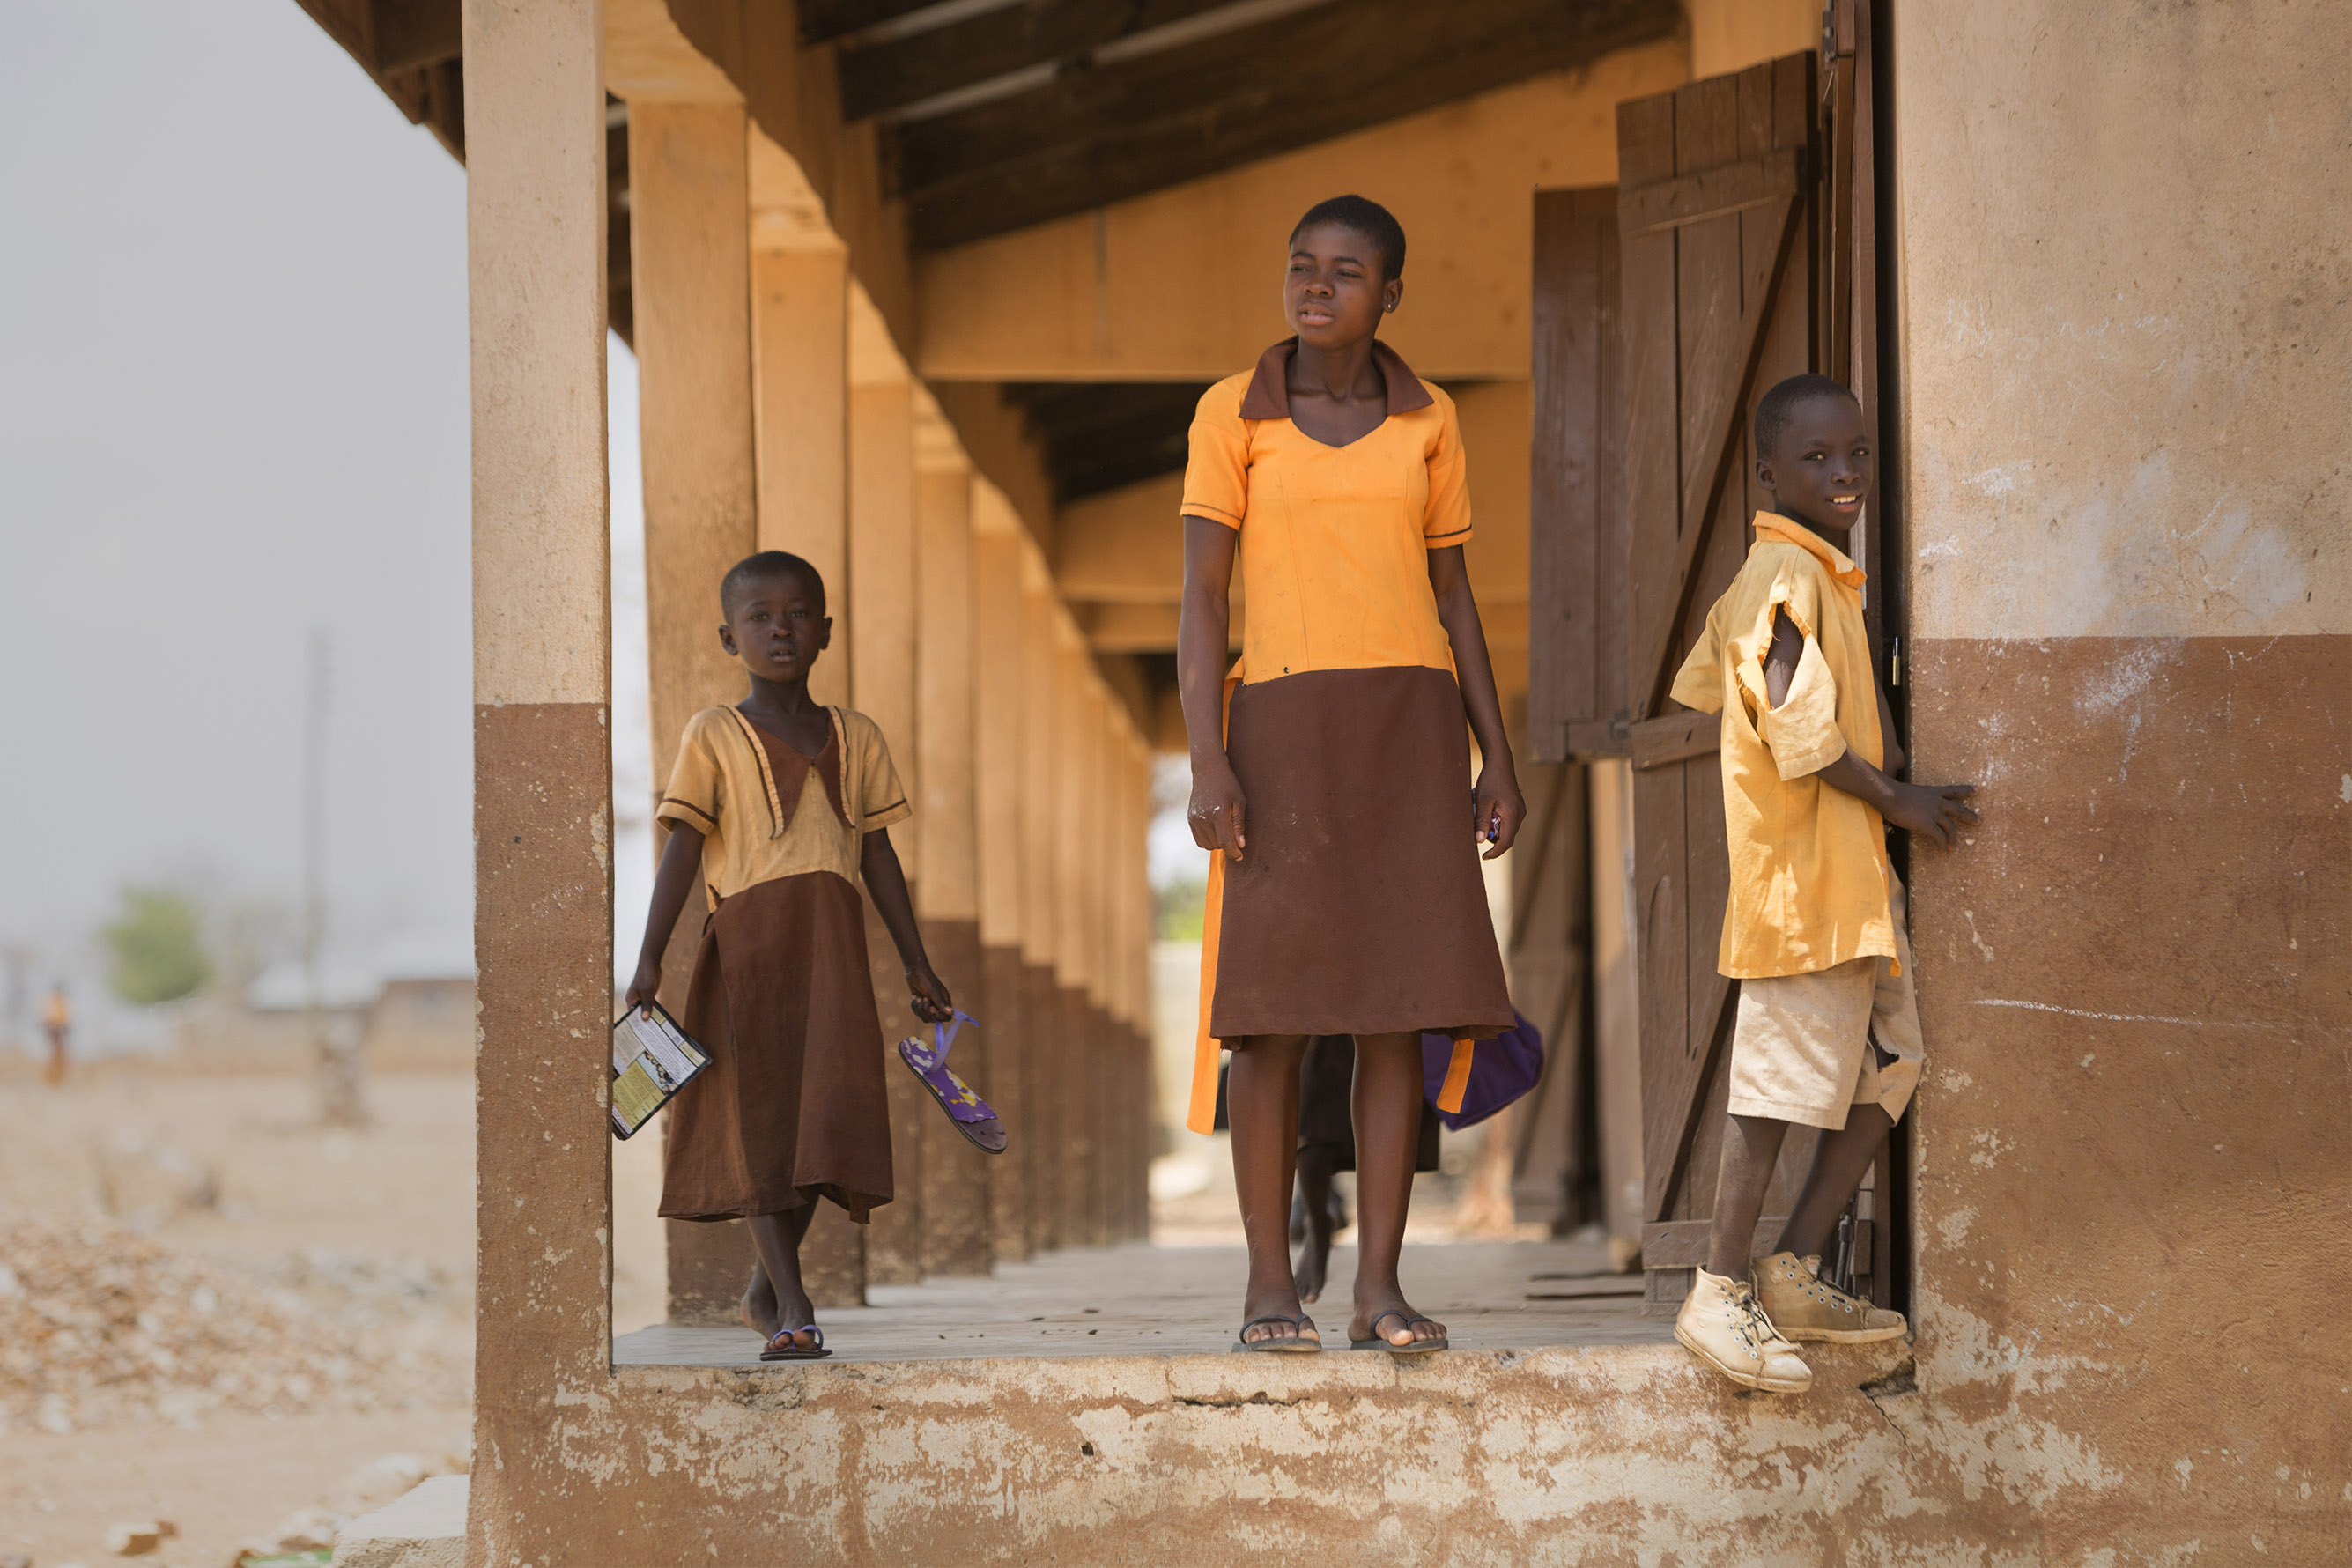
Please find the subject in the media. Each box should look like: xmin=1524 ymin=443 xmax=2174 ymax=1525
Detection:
xmin=1179 ymin=338 xmax=1515 ymax=1133
xmin=654 ymin=705 xmax=912 ymax=1222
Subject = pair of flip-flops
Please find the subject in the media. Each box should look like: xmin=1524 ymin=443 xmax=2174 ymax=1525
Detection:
xmin=1231 ymin=1311 xmax=1448 ymax=1354
xmin=898 ymin=1009 xmax=1007 ymax=1154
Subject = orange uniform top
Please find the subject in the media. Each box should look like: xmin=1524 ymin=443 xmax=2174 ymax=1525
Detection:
xmin=1180 ymin=337 xmax=1472 ymax=684
xmin=1177 ymin=337 xmax=1483 ymax=1131
xmin=1669 ymin=514 xmax=1897 ymax=979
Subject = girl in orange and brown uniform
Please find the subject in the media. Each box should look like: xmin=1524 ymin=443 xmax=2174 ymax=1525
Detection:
xmin=1180 ymin=196 xmax=1522 ymax=1354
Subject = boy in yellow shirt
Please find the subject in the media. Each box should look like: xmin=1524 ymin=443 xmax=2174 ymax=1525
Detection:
xmin=1667 ymin=374 xmax=1979 ymax=1393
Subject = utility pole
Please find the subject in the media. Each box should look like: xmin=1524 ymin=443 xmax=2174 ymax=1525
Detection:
xmin=305 ymin=627 xmax=365 ymax=1126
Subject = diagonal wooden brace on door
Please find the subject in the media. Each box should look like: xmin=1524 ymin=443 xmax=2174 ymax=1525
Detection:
xmin=1633 ymin=179 xmax=1808 ymax=721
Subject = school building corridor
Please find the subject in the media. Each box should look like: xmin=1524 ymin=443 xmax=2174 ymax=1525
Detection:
xmin=273 ymin=0 xmax=2351 ymax=1560
xmin=614 ymin=1237 xmax=1668 ymax=1368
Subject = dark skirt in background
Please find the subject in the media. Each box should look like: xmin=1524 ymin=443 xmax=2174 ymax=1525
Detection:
xmin=659 ymin=869 xmax=894 ymax=1223
xmin=1209 ymin=664 xmax=1515 ymax=1043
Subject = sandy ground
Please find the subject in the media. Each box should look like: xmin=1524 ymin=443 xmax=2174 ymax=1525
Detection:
xmin=0 ymin=1065 xmax=665 ymax=1568
xmin=0 ymin=1061 xmax=1532 ymax=1566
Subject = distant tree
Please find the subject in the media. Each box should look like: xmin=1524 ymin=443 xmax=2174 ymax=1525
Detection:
xmin=1155 ymin=876 xmax=1207 ymax=942
xmin=100 ymin=886 xmax=212 ymax=1006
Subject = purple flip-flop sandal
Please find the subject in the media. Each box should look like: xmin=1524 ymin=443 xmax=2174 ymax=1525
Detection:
xmin=897 ymin=1009 xmax=1007 ymax=1155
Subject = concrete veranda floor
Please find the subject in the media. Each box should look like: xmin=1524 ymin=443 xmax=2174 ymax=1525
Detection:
xmin=612 ymin=1237 xmax=1670 ymax=1367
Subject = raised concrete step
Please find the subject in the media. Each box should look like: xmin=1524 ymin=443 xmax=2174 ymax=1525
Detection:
xmin=332 ymin=1473 xmax=467 ymax=1568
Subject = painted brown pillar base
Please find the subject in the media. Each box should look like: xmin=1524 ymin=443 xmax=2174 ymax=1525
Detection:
xmin=662 ymin=1216 xmax=750 ymax=1326
xmin=979 ymin=943 xmax=1032 ymax=1263
xmin=1022 ymin=963 xmax=1063 ymax=1253
xmin=666 ymin=1201 xmax=863 ymax=1316
xmin=473 ymin=702 xmax=612 ymax=1493
xmin=1126 ymin=1021 xmax=1152 ymax=1240
xmin=801 ymin=1205 xmax=867 ymax=1309
xmin=917 ymin=916 xmax=992 ymax=1275
xmin=657 ymin=901 xmax=747 ymax=1326
xmin=865 ymin=897 xmax=925 ymax=1285
xmin=1060 ymin=987 xmax=1099 ymax=1248
xmin=1086 ymin=1001 xmax=1114 ymax=1246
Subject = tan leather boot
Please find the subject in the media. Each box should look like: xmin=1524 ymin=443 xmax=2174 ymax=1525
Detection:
xmin=1675 ymin=1267 xmax=1812 ymax=1392
xmin=1753 ymin=1252 xmax=1907 ymax=1343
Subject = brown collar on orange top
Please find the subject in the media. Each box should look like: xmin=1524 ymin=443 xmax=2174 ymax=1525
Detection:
xmin=1236 ymin=337 xmax=1436 ymax=421
xmin=1751 ymin=512 xmax=1867 ymax=591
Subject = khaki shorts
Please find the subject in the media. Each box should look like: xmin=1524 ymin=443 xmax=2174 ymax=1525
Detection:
xmin=1727 ymin=872 xmax=1923 ymax=1131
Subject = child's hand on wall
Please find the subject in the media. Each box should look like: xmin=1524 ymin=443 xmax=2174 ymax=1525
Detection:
xmin=1881 ymin=780 xmax=1978 ymax=848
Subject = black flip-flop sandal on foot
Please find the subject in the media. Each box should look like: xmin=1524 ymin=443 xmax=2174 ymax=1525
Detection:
xmin=760 ymin=1324 xmax=832 ymax=1362
xmin=1350 ymin=1310 xmax=1447 ymax=1354
xmin=1232 ymin=1313 xmax=1321 ymax=1354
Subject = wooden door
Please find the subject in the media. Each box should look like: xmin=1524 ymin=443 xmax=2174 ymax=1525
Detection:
xmin=1527 ymin=185 xmax=1625 ymax=767
xmin=1611 ymin=9 xmax=1895 ymax=1313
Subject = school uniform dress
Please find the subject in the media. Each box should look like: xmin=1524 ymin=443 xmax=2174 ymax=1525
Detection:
xmin=654 ymin=706 xmax=912 ymax=1222
xmin=1180 ymin=337 xmax=1515 ymax=1132
xmin=1669 ymin=513 xmax=1923 ymax=1131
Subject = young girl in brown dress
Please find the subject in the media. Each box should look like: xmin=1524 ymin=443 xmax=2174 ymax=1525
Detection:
xmin=625 ymin=551 xmax=955 ymax=1361
xmin=1179 ymin=196 xmax=1522 ymax=1353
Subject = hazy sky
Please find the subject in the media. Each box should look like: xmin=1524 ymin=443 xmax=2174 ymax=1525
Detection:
xmin=0 ymin=0 xmax=1218 ymax=1046
xmin=0 ymin=2 xmax=656 ymax=1039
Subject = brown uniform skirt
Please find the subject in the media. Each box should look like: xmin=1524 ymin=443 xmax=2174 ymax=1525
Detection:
xmin=660 ymin=869 xmax=893 ymax=1223
xmin=1209 ymin=664 xmax=1514 ymax=1042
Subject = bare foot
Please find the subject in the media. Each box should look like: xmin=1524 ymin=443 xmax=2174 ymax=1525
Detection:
xmin=740 ymin=1271 xmax=780 ymax=1340
xmin=1292 ymin=1232 xmax=1329 ymax=1304
xmin=1349 ymin=1300 xmax=1446 ymax=1349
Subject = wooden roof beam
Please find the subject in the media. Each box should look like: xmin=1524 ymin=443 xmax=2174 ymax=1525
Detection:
xmin=798 ymin=0 xmax=955 ymax=46
xmin=835 ymin=0 xmax=1230 ymax=122
xmin=889 ymin=0 xmax=1680 ymax=251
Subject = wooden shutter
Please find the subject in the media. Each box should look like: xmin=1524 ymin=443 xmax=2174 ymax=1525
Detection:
xmin=1617 ymin=47 xmax=1839 ymax=1313
xmin=1527 ymin=187 xmax=1626 ymax=765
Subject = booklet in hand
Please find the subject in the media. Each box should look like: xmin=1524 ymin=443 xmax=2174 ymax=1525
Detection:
xmin=610 ymin=998 xmax=710 ymax=1140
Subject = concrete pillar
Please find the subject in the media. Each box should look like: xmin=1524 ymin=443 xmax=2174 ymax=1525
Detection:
xmin=1088 ymin=690 xmax=1119 ymax=1245
xmin=748 ymin=175 xmax=860 ymax=1301
xmin=461 ymin=1 xmax=609 ymax=1557
xmin=912 ymin=397 xmax=992 ymax=1276
xmin=1089 ymin=682 xmax=1119 ymax=1246
xmin=1054 ymin=628 xmax=1099 ymax=1247
xmin=625 ymin=98 xmax=765 ymax=1330
xmin=750 ymin=239 xmax=848 ymax=708
xmin=1018 ymin=550 xmax=1063 ymax=1251
xmin=971 ymin=492 xmax=1033 ymax=1262
xmin=1070 ymin=670 xmax=1103 ymax=1248
xmin=847 ymin=300 xmax=925 ymax=1287
xmin=1122 ymin=729 xmax=1153 ymax=1239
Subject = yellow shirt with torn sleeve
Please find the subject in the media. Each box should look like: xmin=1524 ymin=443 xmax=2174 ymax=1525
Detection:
xmin=1669 ymin=514 xmax=1896 ymax=980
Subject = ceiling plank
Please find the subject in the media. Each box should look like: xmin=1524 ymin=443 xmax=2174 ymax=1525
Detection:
xmin=837 ymin=0 xmax=1229 ymax=122
xmin=376 ymin=0 xmax=461 ymax=71
xmin=799 ymin=0 xmax=944 ymax=46
xmin=894 ymin=0 xmax=1679 ymax=250
xmin=1004 ymin=381 xmax=1209 ymax=502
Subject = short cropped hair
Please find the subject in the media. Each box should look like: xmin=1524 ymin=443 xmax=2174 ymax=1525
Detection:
xmin=721 ymin=550 xmax=825 ymax=617
xmin=1753 ymin=374 xmax=1860 ymax=459
xmin=1290 ymin=195 xmax=1407 ymax=282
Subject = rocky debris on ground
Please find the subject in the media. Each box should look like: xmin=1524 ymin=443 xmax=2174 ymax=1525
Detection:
xmin=103 ymin=1520 xmax=177 ymax=1556
xmin=0 ymin=1216 xmax=468 ymax=1433
xmin=91 ymin=1134 xmax=221 ymax=1228
xmin=226 ymin=1450 xmax=470 ymax=1567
